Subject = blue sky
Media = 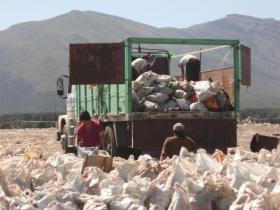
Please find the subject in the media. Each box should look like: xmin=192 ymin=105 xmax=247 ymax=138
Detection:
xmin=0 ymin=0 xmax=279 ymax=31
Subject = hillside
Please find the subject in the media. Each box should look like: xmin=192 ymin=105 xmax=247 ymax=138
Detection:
xmin=0 ymin=11 xmax=279 ymax=114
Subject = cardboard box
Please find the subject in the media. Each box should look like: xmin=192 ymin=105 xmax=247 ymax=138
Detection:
xmin=82 ymin=155 xmax=113 ymax=173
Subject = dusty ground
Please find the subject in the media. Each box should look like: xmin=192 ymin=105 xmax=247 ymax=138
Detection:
xmin=0 ymin=127 xmax=63 ymax=160
xmin=0 ymin=123 xmax=279 ymax=159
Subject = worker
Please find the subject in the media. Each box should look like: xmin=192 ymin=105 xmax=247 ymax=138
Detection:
xmin=76 ymin=111 xmax=104 ymax=148
xmin=132 ymin=54 xmax=155 ymax=75
xmin=178 ymin=54 xmax=201 ymax=81
xmin=160 ymin=123 xmax=198 ymax=160
xmin=132 ymin=57 xmax=149 ymax=75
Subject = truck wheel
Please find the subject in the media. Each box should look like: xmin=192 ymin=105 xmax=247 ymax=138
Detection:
xmin=62 ymin=126 xmax=68 ymax=152
xmin=56 ymin=132 xmax=61 ymax=141
xmin=103 ymin=126 xmax=116 ymax=156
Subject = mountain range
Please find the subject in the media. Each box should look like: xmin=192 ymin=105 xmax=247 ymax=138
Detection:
xmin=0 ymin=10 xmax=280 ymax=114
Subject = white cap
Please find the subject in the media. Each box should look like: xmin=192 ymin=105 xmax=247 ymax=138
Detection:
xmin=173 ymin=123 xmax=185 ymax=133
xmin=132 ymin=58 xmax=148 ymax=74
xmin=179 ymin=54 xmax=199 ymax=66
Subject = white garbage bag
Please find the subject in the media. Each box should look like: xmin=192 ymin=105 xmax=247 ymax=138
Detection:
xmin=190 ymin=102 xmax=208 ymax=111
xmin=144 ymin=100 xmax=159 ymax=111
xmin=175 ymin=99 xmax=191 ymax=110
xmin=173 ymin=90 xmax=187 ymax=99
xmin=195 ymin=149 xmax=223 ymax=173
xmin=157 ymin=75 xmax=173 ymax=83
xmin=132 ymin=81 xmax=143 ymax=92
xmin=179 ymin=81 xmax=194 ymax=92
xmin=145 ymin=93 xmax=169 ymax=104
xmin=168 ymin=183 xmax=190 ymax=210
xmin=136 ymin=71 xmax=158 ymax=86
xmin=157 ymin=87 xmax=174 ymax=95
xmin=193 ymin=81 xmax=220 ymax=102
xmin=137 ymin=86 xmax=155 ymax=98
xmin=160 ymin=99 xmax=179 ymax=111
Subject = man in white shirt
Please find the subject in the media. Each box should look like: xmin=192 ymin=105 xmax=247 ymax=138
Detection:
xmin=178 ymin=54 xmax=201 ymax=81
xmin=132 ymin=58 xmax=149 ymax=75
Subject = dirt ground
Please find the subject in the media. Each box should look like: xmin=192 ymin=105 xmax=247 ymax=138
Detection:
xmin=0 ymin=123 xmax=279 ymax=159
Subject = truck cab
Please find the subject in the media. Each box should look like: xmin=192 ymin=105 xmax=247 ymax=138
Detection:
xmin=57 ymin=37 xmax=251 ymax=157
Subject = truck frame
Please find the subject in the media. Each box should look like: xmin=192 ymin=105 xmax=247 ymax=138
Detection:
xmin=56 ymin=37 xmax=251 ymax=157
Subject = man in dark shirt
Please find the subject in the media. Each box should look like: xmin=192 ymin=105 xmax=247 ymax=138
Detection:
xmin=160 ymin=123 xmax=198 ymax=160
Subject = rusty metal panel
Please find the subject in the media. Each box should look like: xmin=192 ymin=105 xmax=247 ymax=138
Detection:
xmin=132 ymin=118 xmax=236 ymax=154
xmin=241 ymin=45 xmax=251 ymax=86
xmin=69 ymin=43 xmax=124 ymax=85
xmin=201 ymin=67 xmax=234 ymax=108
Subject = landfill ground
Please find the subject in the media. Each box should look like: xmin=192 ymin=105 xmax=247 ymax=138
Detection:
xmin=0 ymin=123 xmax=279 ymax=158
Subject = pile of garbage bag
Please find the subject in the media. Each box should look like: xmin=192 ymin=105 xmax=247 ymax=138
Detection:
xmin=1 ymin=146 xmax=280 ymax=209
xmin=132 ymin=71 xmax=233 ymax=112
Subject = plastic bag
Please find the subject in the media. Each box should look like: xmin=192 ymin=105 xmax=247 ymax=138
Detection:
xmin=132 ymin=81 xmax=143 ymax=91
xmin=193 ymin=81 xmax=220 ymax=102
xmin=160 ymin=99 xmax=179 ymax=111
xmin=145 ymin=93 xmax=169 ymax=104
xmin=77 ymin=147 xmax=99 ymax=158
xmin=190 ymin=102 xmax=208 ymax=111
xmin=136 ymin=86 xmax=155 ymax=98
xmin=179 ymin=80 xmax=194 ymax=92
xmin=195 ymin=149 xmax=223 ymax=173
xmin=175 ymin=99 xmax=191 ymax=110
xmin=157 ymin=74 xmax=173 ymax=83
xmin=135 ymin=71 xmax=158 ymax=86
xmin=144 ymin=100 xmax=159 ymax=111
xmin=157 ymin=87 xmax=174 ymax=95
xmin=173 ymin=89 xmax=187 ymax=99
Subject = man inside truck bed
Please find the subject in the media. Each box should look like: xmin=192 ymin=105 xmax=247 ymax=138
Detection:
xmin=131 ymin=54 xmax=155 ymax=75
xmin=178 ymin=54 xmax=201 ymax=81
xmin=160 ymin=123 xmax=198 ymax=160
xmin=76 ymin=111 xmax=104 ymax=148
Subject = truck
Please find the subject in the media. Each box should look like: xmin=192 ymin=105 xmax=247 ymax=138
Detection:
xmin=56 ymin=37 xmax=251 ymax=158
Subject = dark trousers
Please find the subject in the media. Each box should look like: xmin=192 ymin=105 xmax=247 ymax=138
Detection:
xmin=185 ymin=60 xmax=201 ymax=81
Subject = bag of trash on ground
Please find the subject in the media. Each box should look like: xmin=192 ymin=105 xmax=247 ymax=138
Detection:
xmin=77 ymin=147 xmax=99 ymax=158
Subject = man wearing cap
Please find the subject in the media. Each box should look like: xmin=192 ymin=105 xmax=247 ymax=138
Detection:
xmin=178 ymin=54 xmax=201 ymax=81
xmin=160 ymin=123 xmax=198 ymax=160
xmin=132 ymin=57 xmax=149 ymax=75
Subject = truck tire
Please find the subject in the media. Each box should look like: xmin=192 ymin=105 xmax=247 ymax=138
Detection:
xmin=103 ymin=126 xmax=116 ymax=156
xmin=56 ymin=132 xmax=61 ymax=141
xmin=62 ymin=126 xmax=68 ymax=152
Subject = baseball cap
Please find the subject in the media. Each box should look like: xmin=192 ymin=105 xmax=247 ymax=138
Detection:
xmin=173 ymin=123 xmax=185 ymax=133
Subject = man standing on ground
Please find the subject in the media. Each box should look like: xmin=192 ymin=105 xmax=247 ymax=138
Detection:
xmin=160 ymin=123 xmax=198 ymax=160
xmin=76 ymin=111 xmax=104 ymax=148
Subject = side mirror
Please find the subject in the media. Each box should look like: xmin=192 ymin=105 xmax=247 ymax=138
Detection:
xmin=56 ymin=75 xmax=69 ymax=99
xmin=57 ymin=77 xmax=64 ymax=96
